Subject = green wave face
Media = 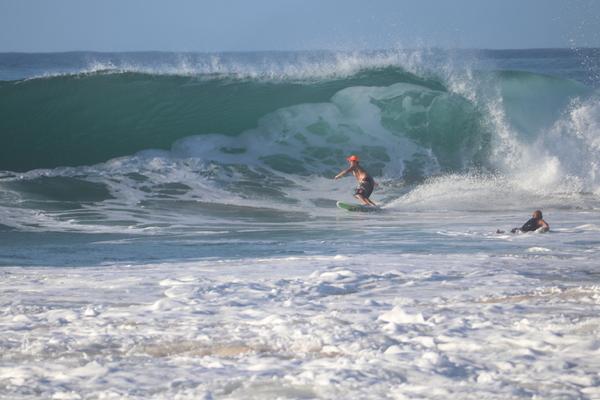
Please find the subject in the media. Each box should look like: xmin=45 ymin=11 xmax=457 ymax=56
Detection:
xmin=0 ymin=67 xmax=591 ymax=176
xmin=0 ymin=68 xmax=441 ymax=172
xmin=373 ymin=88 xmax=489 ymax=172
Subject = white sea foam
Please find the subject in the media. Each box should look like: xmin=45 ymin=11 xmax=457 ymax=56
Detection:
xmin=2 ymin=246 xmax=599 ymax=399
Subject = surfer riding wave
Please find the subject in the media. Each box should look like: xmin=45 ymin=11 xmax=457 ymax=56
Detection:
xmin=334 ymin=155 xmax=377 ymax=207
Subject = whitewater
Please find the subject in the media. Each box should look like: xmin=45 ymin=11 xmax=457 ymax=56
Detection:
xmin=1 ymin=49 xmax=600 ymax=399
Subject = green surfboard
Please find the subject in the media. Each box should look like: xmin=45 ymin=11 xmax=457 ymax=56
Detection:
xmin=336 ymin=201 xmax=381 ymax=212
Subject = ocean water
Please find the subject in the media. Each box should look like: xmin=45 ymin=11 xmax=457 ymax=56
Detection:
xmin=1 ymin=49 xmax=600 ymax=399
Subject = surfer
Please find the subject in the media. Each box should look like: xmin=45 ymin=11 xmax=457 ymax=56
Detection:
xmin=497 ymin=210 xmax=549 ymax=234
xmin=510 ymin=210 xmax=549 ymax=233
xmin=334 ymin=155 xmax=377 ymax=206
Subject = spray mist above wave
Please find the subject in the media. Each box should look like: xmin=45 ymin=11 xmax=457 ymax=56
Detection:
xmin=3 ymin=48 xmax=598 ymax=84
xmin=1 ymin=50 xmax=433 ymax=82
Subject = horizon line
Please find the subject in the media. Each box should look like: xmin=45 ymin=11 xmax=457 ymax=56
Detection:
xmin=1 ymin=47 xmax=599 ymax=55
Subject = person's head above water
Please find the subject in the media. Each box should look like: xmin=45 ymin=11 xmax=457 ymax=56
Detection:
xmin=533 ymin=210 xmax=543 ymax=219
xmin=346 ymin=155 xmax=359 ymax=164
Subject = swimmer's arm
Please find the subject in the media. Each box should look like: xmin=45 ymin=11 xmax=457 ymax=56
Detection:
xmin=334 ymin=167 xmax=353 ymax=180
xmin=539 ymin=219 xmax=550 ymax=231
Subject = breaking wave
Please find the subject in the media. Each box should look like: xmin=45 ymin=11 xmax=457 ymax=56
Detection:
xmin=1 ymin=50 xmax=599 ymax=231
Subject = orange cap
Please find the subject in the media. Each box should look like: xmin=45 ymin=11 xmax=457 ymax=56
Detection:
xmin=346 ymin=155 xmax=359 ymax=162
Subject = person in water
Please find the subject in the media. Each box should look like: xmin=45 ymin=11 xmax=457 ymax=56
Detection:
xmin=334 ymin=155 xmax=377 ymax=206
xmin=506 ymin=210 xmax=550 ymax=233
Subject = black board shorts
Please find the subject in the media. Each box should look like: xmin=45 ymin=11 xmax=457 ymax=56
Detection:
xmin=354 ymin=177 xmax=374 ymax=198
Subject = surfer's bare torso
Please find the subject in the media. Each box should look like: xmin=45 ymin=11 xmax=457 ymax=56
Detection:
xmin=334 ymin=156 xmax=377 ymax=206
xmin=344 ymin=164 xmax=370 ymax=182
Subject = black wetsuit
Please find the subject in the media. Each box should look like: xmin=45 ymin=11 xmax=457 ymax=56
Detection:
xmin=511 ymin=217 xmax=540 ymax=233
xmin=521 ymin=217 xmax=541 ymax=232
xmin=355 ymin=176 xmax=375 ymax=198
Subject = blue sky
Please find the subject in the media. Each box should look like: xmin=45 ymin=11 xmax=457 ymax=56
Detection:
xmin=0 ymin=0 xmax=599 ymax=52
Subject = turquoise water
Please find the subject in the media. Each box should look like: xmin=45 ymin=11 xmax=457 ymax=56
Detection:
xmin=1 ymin=49 xmax=599 ymax=262
xmin=1 ymin=49 xmax=600 ymax=399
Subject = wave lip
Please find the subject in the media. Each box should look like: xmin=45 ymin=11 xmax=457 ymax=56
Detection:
xmin=0 ymin=49 xmax=432 ymax=82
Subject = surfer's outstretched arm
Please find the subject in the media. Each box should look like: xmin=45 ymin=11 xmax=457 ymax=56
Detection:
xmin=334 ymin=167 xmax=353 ymax=180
